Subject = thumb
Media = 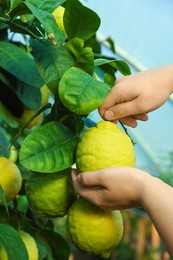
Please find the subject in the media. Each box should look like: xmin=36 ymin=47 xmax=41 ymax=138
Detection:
xmin=77 ymin=171 xmax=103 ymax=187
xmin=104 ymin=101 xmax=139 ymax=120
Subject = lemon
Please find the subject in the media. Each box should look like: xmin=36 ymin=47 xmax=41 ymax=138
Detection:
xmin=0 ymin=157 xmax=22 ymax=203
xmin=19 ymin=231 xmax=39 ymax=260
xmin=0 ymin=231 xmax=38 ymax=260
xmin=67 ymin=198 xmax=124 ymax=259
xmin=0 ymin=246 xmax=7 ymax=260
xmin=18 ymin=84 xmax=50 ymax=129
xmin=76 ymin=120 xmax=135 ymax=172
xmin=25 ymin=169 xmax=77 ymax=217
xmin=18 ymin=107 xmax=43 ymax=129
xmin=52 ymin=6 xmax=66 ymax=34
xmin=40 ymin=84 xmax=51 ymax=106
xmin=8 ymin=145 xmax=18 ymax=163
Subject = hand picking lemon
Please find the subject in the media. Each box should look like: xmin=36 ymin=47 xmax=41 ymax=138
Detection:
xmin=67 ymin=198 xmax=124 ymax=259
xmin=0 ymin=157 xmax=22 ymax=203
xmin=25 ymin=169 xmax=77 ymax=217
xmin=76 ymin=120 xmax=135 ymax=172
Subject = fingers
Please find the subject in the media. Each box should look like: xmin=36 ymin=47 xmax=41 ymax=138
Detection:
xmin=118 ymin=113 xmax=148 ymax=128
xmin=102 ymin=99 xmax=144 ymax=121
xmin=72 ymin=168 xmax=104 ymax=187
xmin=71 ymin=168 xmax=106 ymax=207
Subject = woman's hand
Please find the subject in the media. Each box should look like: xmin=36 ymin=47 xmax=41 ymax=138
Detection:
xmin=72 ymin=166 xmax=149 ymax=210
xmin=72 ymin=167 xmax=173 ymax=257
xmin=99 ymin=65 xmax=173 ymax=127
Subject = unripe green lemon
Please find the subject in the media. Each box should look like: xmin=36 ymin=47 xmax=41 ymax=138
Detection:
xmin=76 ymin=120 xmax=135 ymax=172
xmin=0 ymin=157 xmax=22 ymax=203
xmin=67 ymin=198 xmax=124 ymax=259
xmin=25 ymin=169 xmax=77 ymax=217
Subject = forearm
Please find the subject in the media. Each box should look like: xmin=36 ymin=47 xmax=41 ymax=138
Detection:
xmin=145 ymin=64 xmax=173 ymax=94
xmin=141 ymin=175 xmax=173 ymax=257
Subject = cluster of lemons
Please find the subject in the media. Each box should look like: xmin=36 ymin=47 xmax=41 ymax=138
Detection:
xmin=0 ymin=6 xmax=136 ymax=259
xmin=0 ymin=120 xmax=135 ymax=259
xmin=0 ymin=157 xmax=39 ymax=260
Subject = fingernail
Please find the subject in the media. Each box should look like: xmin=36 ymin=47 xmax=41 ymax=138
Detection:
xmin=76 ymin=174 xmax=82 ymax=184
xmin=104 ymin=110 xmax=114 ymax=120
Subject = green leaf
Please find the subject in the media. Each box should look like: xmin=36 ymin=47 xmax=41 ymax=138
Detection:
xmin=0 ymin=41 xmax=44 ymax=87
xmin=25 ymin=1 xmax=66 ymax=43
xmin=64 ymin=0 xmax=101 ymax=41
xmin=0 ymin=186 xmax=9 ymax=215
xmin=94 ymin=58 xmax=131 ymax=76
xmin=0 ymin=0 xmax=9 ymax=12
xmin=25 ymin=0 xmax=66 ymax=13
xmin=0 ymin=127 xmax=10 ymax=157
xmin=7 ymin=0 xmax=20 ymax=14
xmin=32 ymin=39 xmax=75 ymax=93
xmin=104 ymin=73 xmax=116 ymax=85
xmin=0 ymin=102 xmax=19 ymax=128
xmin=19 ymin=121 xmax=79 ymax=173
xmin=66 ymin=38 xmax=94 ymax=75
xmin=16 ymin=80 xmax=41 ymax=110
xmin=0 ymin=224 xmax=29 ymax=260
xmin=0 ymin=79 xmax=24 ymax=118
xmin=105 ymin=37 xmax=116 ymax=53
xmin=0 ymin=68 xmax=41 ymax=110
xmin=40 ymin=230 xmax=70 ymax=260
xmin=59 ymin=67 xmax=111 ymax=115
xmin=8 ymin=18 xmax=43 ymax=37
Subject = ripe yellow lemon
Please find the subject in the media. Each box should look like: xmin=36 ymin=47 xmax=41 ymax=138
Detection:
xmin=52 ymin=6 xmax=66 ymax=34
xmin=0 ymin=231 xmax=38 ymax=260
xmin=18 ymin=84 xmax=50 ymax=129
xmin=67 ymin=198 xmax=124 ymax=259
xmin=76 ymin=120 xmax=135 ymax=172
xmin=40 ymin=84 xmax=51 ymax=106
xmin=0 ymin=246 xmax=7 ymax=260
xmin=18 ymin=107 xmax=43 ymax=129
xmin=19 ymin=231 xmax=39 ymax=260
xmin=25 ymin=169 xmax=77 ymax=217
xmin=0 ymin=157 xmax=22 ymax=203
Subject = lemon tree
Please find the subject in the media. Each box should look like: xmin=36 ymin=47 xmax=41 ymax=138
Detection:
xmin=67 ymin=197 xmax=124 ymax=259
xmin=0 ymin=0 xmax=132 ymax=259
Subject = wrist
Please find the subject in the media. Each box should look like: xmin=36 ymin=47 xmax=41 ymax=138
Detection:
xmin=135 ymin=170 xmax=154 ymax=207
xmin=139 ymin=174 xmax=162 ymax=209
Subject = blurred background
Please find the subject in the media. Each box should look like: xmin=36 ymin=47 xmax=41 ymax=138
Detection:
xmin=82 ymin=0 xmax=173 ymax=180
xmin=77 ymin=1 xmax=173 ymax=259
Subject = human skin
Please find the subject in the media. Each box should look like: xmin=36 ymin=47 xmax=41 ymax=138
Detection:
xmin=72 ymin=168 xmax=173 ymax=258
xmin=72 ymin=64 xmax=173 ymax=258
xmin=99 ymin=64 xmax=173 ymax=127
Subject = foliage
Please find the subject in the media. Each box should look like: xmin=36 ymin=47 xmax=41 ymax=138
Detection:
xmin=0 ymin=0 xmax=131 ymax=259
